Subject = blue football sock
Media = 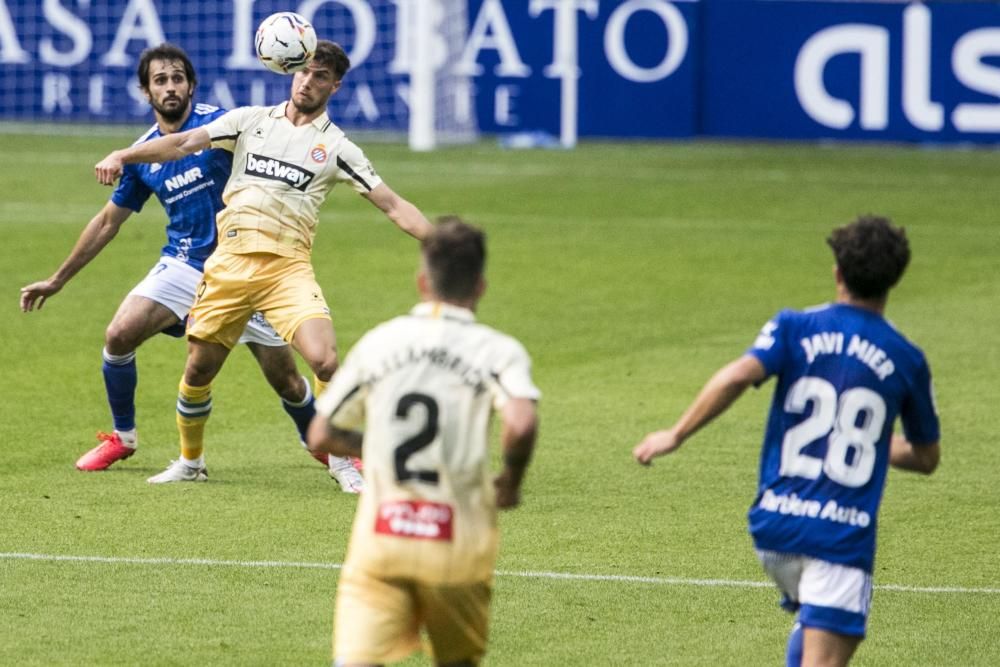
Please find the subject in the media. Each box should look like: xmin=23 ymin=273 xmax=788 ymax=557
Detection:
xmin=281 ymin=376 xmax=315 ymax=443
xmin=786 ymin=620 xmax=803 ymax=667
xmin=102 ymin=347 xmax=137 ymax=432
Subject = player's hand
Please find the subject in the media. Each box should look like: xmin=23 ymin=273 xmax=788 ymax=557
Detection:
xmin=633 ymin=429 xmax=683 ymax=465
xmin=20 ymin=279 xmax=63 ymax=312
xmin=494 ymin=471 xmax=521 ymax=510
xmin=95 ymin=151 xmax=124 ymax=186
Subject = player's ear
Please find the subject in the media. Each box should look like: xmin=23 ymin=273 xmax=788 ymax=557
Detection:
xmin=416 ymin=268 xmax=432 ymax=300
xmin=474 ymin=276 xmax=486 ymax=300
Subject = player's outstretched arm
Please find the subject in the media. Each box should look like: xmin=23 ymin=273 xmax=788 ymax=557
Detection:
xmin=363 ymin=183 xmax=434 ymax=240
xmin=494 ymin=398 xmax=539 ymax=510
xmin=20 ymin=202 xmax=132 ymax=312
xmin=889 ymin=433 xmax=940 ymax=474
xmin=633 ymin=354 xmax=766 ymax=465
xmin=95 ymin=127 xmax=212 ymax=186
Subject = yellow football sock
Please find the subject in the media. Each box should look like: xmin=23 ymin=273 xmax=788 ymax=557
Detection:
xmin=176 ymin=380 xmax=212 ymax=461
xmin=314 ymin=375 xmax=329 ymax=398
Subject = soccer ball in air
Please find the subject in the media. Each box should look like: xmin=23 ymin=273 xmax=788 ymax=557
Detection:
xmin=255 ymin=12 xmax=317 ymax=74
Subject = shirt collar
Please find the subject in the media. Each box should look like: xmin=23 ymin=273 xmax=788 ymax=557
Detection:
xmin=272 ymin=101 xmax=332 ymax=130
xmin=410 ymin=301 xmax=476 ymax=323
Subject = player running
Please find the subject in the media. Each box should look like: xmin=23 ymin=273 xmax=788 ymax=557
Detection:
xmin=93 ymin=41 xmax=433 ymax=486
xmin=633 ymin=215 xmax=940 ymax=667
xmin=19 ymin=44 xmax=359 ymax=489
xmin=307 ymin=218 xmax=540 ymax=666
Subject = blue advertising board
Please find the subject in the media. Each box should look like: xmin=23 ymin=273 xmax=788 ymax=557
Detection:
xmin=703 ymin=0 xmax=1000 ymax=143
xmin=2 ymin=0 xmax=1000 ymax=144
xmin=465 ymin=0 xmax=700 ymax=138
xmin=0 ymin=0 xmax=700 ymax=139
xmin=0 ymin=1 xmax=413 ymax=132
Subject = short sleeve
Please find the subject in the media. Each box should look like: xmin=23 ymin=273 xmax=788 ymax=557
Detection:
xmin=314 ymin=346 xmax=367 ymax=431
xmin=203 ymin=108 xmax=252 ymax=152
xmin=746 ymin=310 xmax=791 ymax=379
xmin=334 ymin=139 xmax=383 ymax=194
xmin=110 ymin=164 xmax=152 ymax=212
xmin=900 ymin=359 xmax=941 ymax=446
xmin=490 ymin=340 xmax=542 ymax=411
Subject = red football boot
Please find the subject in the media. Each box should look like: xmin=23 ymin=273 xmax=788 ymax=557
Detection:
xmin=76 ymin=432 xmax=136 ymax=471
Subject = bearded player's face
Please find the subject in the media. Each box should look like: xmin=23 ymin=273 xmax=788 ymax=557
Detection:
xmin=144 ymin=59 xmax=193 ymax=123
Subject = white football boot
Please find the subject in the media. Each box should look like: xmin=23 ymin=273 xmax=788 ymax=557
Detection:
xmin=147 ymin=459 xmax=208 ymax=484
xmin=328 ymin=456 xmax=364 ymax=494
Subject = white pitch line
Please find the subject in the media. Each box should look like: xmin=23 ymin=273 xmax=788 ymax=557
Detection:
xmin=496 ymin=569 xmax=769 ymax=588
xmin=2 ymin=552 xmax=998 ymax=595
xmin=0 ymin=552 xmax=341 ymax=570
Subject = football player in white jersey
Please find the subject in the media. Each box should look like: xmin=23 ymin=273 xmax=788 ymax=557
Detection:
xmin=93 ymin=41 xmax=432 ymax=487
xmin=308 ymin=217 xmax=540 ymax=666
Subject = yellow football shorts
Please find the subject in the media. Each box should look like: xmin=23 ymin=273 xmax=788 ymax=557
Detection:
xmin=334 ymin=568 xmax=491 ymax=665
xmin=187 ymin=250 xmax=331 ymax=348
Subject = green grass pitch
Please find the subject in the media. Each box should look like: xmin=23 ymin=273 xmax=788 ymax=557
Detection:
xmin=2 ymin=131 xmax=998 ymax=665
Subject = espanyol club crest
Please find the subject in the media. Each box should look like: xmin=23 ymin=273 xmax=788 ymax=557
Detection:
xmin=310 ymin=144 xmax=327 ymax=163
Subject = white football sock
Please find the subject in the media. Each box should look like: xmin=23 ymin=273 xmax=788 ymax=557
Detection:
xmin=115 ymin=429 xmax=138 ymax=449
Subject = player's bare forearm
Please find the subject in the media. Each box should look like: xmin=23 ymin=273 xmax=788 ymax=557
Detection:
xmin=306 ymin=417 xmax=363 ymax=459
xmin=54 ymin=206 xmax=127 ymax=283
xmin=634 ymin=355 xmax=765 ymax=464
xmin=365 ymin=183 xmax=433 ymax=240
xmin=20 ymin=204 xmax=129 ymax=311
xmin=889 ymin=433 xmax=940 ymax=474
xmin=392 ymin=199 xmax=434 ymax=240
xmin=496 ymin=399 xmax=538 ymax=509
xmin=125 ymin=128 xmax=208 ymax=164
xmin=677 ymin=359 xmax=758 ymax=439
xmin=96 ymin=128 xmax=210 ymax=185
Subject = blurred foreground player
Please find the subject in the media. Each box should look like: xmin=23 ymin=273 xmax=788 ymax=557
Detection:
xmin=634 ymin=216 xmax=940 ymax=667
xmin=309 ymin=218 xmax=540 ymax=666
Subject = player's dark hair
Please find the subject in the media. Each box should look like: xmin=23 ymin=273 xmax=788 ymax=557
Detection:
xmin=137 ymin=43 xmax=197 ymax=90
xmin=313 ymin=40 xmax=350 ymax=81
xmin=827 ymin=215 xmax=910 ymax=300
xmin=422 ymin=216 xmax=486 ymax=301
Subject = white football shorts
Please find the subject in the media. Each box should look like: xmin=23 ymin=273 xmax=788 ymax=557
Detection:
xmin=128 ymin=256 xmax=286 ymax=347
xmin=756 ymin=549 xmax=872 ymax=637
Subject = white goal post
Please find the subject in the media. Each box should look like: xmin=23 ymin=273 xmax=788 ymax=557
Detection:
xmin=403 ymin=0 xmax=477 ymax=151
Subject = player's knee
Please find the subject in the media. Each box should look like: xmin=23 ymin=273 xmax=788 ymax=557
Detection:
xmin=308 ymin=353 xmax=338 ymax=382
xmin=183 ymin=352 xmax=223 ymax=386
xmin=104 ymin=321 xmax=140 ymax=355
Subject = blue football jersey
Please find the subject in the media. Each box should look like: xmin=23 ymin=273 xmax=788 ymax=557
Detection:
xmin=111 ymin=103 xmax=232 ymax=272
xmin=746 ymin=303 xmax=939 ymax=572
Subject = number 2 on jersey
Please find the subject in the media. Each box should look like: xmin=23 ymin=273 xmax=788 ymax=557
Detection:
xmin=394 ymin=393 xmax=440 ymax=485
xmin=780 ymin=377 xmax=887 ymax=487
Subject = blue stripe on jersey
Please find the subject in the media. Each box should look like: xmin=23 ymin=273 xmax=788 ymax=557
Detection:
xmin=745 ymin=303 xmax=939 ymax=572
xmin=110 ymin=104 xmax=231 ymax=272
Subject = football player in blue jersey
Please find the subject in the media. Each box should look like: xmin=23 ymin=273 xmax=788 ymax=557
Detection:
xmin=19 ymin=44 xmax=346 ymax=485
xmin=633 ymin=215 xmax=940 ymax=667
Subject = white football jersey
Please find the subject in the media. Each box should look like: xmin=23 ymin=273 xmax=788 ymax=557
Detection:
xmin=315 ymin=301 xmax=541 ymax=584
xmin=203 ymin=102 xmax=382 ymax=260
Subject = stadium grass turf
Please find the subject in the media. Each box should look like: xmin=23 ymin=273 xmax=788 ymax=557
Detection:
xmin=2 ymin=133 xmax=998 ymax=665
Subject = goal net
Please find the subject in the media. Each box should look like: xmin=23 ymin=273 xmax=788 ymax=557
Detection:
xmin=0 ymin=0 xmax=477 ymax=149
